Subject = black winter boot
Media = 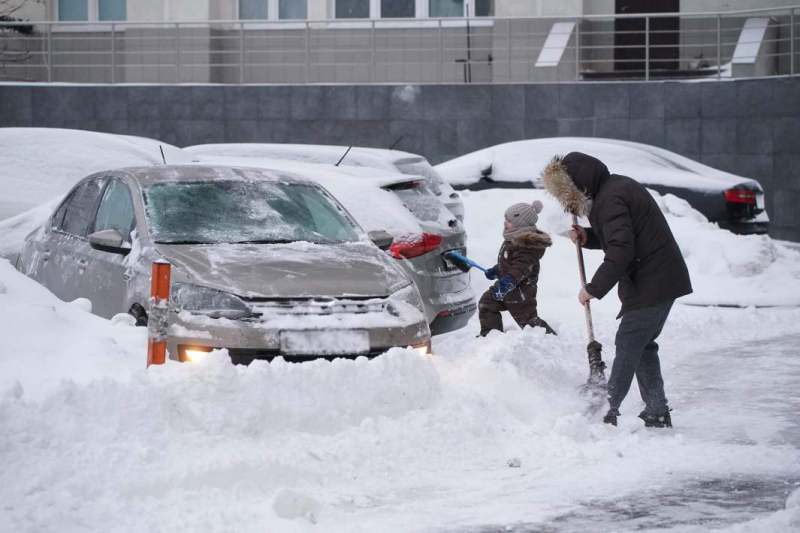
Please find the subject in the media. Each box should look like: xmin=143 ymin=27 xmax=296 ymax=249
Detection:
xmin=639 ymin=410 xmax=672 ymax=428
xmin=603 ymin=408 xmax=620 ymax=426
xmin=529 ymin=316 xmax=557 ymax=335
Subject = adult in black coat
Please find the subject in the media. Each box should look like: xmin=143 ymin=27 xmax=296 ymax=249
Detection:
xmin=542 ymin=152 xmax=692 ymax=428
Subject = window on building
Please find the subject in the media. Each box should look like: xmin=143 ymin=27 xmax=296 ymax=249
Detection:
xmin=279 ymin=0 xmax=307 ymax=19
xmin=99 ymin=0 xmax=126 ymax=21
xmin=381 ymin=0 xmax=414 ymax=18
xmin=240 ymin=0 xmax=269 ymax=20
xmin=474 ymin=0 xmax=493 ymax=16
xmin=336 ymin=0 xmax=370 ymax=19
xmin=430 ymin=0 xmax=463 ymax=17
xmin=58 ymin=0 xmax=89 ymax=21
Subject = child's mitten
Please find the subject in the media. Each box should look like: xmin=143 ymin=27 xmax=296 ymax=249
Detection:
xmin=485 ymin=265 xmax=499 ymax=280
xmin=492 ymin=275 xmax=517 ymax=301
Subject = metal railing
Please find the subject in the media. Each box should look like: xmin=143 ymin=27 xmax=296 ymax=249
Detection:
xmin=0 ymin=5 xmax=797 ymax=84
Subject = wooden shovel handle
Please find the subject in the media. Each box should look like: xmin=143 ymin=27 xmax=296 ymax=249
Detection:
xmin=572 ymin=214 xmax=596 ymax=344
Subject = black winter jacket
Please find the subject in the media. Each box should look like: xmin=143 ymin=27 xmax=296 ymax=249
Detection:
xmin=545 ymin=152 xmax=693 ymax=317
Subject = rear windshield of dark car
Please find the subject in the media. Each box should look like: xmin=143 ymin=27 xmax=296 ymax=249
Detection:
xmin=144 ymin=180 xmax=360 ymax=245
xmin=385 ymin=181 xmax=444 ymax=223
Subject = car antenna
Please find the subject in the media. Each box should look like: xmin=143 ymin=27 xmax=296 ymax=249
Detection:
xmin=389 ymin=135 xmax=404 ymax=150
xmin=335 ymin=146 xmax=352 ymax=167
xmin=159 ymin=145 xmax=167 ymax=165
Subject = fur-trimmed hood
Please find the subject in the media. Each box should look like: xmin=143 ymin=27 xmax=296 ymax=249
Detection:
xmin=506 ymin=229 xmax=552 ymax=249
xmin=541 ymin=152 xmax=610 ymax=217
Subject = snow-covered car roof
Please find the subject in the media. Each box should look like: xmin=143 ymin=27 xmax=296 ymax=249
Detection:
xmin=186 ymin=143 xmax=427 ymax=171
xmin=436 ymin=137 xmax=760 ymax=192
xmin=0 ymin=128 xmax=193 ymax=220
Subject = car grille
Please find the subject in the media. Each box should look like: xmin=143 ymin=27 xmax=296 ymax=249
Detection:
xmin=228 ymin=348 xmax=389 ymax=366
xmin=244 ymin=297 xmax=388 ymax=318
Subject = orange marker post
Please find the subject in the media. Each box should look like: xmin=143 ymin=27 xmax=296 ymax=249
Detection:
xmin=146 ymin=260 xmax=171 ymax=368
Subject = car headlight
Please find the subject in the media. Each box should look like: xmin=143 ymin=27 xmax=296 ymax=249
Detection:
xmin=170 ymin=283 xmax=252 ymax=319
xmin=386 ymin=283 xmax=425 ymax=318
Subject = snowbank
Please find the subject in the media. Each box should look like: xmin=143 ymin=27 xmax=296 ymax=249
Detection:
xmin=0 ymin=128 xmax=192 ymax=220
xmin=2 ymin=185 xmax=800 ymax=532
xmin=436 ymin=137 xmax=758 ymax=191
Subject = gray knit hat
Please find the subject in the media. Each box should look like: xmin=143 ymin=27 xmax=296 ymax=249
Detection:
xmin=504 ymin=200 xmax=544 ymax=229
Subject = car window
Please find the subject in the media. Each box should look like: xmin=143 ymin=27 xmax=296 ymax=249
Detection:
xmin=60 ymin=178 xmax=106 ymax=238
xmin=51 ymin=196 xmax=70 ymax=230
xmin=94 ymin=179 xmax=136 ymax=241
xmin=386 ymin=181 xmax=443 ymax=222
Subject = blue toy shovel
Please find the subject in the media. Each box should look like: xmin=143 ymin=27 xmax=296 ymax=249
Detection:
xmin=445 ymin=251 xmax=487 ymax=274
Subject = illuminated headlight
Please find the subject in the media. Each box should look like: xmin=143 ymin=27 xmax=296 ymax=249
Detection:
xmin=170 ymin=283 xmax=252 ymax=319
xmin=385 ymin=283 xmax=425 ymax=318
xmin=412 ymin=341 xmax=432 ymax=356
xmin=182 ymin=346 xmax=213 ymax=363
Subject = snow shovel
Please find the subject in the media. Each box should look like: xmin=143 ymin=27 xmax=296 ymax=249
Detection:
xmin=571 ymin=215 xmax=608 ymax=405
xmin=445 ymin=251 xmax=487 ymax=274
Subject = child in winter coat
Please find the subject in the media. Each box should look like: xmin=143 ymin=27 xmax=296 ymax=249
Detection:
xmin=479 ymin=200 xmax=556 ymax=337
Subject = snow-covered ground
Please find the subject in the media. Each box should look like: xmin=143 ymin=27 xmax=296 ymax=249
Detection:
xmin=2 ymin=186 xmax=800 ymax=532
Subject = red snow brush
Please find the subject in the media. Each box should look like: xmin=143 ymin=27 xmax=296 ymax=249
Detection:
xmin=571 ymin=214 xmax=607 ymax=405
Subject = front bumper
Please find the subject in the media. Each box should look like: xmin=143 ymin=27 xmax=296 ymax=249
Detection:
xmin=166 ymin=310 xmax=430 ymax=364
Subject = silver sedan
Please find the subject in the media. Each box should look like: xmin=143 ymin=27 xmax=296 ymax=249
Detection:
xmin=17 ymin=166 xmax=431 ymax=363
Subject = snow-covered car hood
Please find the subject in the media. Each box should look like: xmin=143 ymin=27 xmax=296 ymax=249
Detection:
xmin=436 ymin=137 xmax=760 ymax=192
xmin=156 ymin=240 xmax=409 ymax=299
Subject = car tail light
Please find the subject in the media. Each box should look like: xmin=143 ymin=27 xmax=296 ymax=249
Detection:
xmin=389 ymin=233 xmax=442 ymax=259
xmin=724 ymin=189 xmax=756 ymax=204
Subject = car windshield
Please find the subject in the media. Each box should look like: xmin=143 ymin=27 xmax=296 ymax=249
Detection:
xmin=144 ymin=180 xmax=360 ymax=245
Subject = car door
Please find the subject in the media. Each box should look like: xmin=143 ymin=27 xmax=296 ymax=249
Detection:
xmin=47 ymin=177 xmax=107 ymax=305
xmin=85 ymin=177 xmax=138 ymax=319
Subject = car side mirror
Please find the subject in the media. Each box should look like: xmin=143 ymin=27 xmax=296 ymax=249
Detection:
xmin=368 ymin=230 xmax=394 ymax=251
xmin=89 ymin=229 xmax=131 ymax=256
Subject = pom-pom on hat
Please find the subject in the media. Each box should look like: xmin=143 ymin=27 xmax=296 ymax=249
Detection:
xmin=504 ymin=200 xmax=544 ymax=229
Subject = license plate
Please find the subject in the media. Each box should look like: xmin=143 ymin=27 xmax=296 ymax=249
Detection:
xmin=757 ymin=194 xmax=764 ymax=210
xmin=280 ymin=330 xmax=370 ymax=356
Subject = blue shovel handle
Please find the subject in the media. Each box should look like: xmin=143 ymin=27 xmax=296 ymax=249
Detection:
xmin=446 ymin=251 xmax=488 ymax=273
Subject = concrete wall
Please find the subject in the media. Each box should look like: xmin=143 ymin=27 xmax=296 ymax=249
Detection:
xmin=0 ymin=77 xmax=798 ymax=240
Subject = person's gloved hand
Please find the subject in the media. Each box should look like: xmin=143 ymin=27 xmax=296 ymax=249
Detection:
xmin=491 ymin=275 xmax=517 ymax=301
xmin=484 ymin=265 xmax=499 ymax=280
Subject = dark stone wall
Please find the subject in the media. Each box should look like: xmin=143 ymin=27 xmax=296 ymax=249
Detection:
xmin=1 ymin=78 xmax=798 ymax=241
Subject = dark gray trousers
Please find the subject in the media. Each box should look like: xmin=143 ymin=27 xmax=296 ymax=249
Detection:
xmin=607 ymin=299 xmax=674 ymax=415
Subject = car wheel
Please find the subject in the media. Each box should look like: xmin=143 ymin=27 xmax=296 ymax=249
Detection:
xmin=129 ymin=303 xmax=148 ymax=327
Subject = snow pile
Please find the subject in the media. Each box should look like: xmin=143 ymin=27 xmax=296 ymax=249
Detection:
xmin=2 ymin=183 xmax=800 ymax=531
xmin=0 ymin=259 xmax=145 ymax=400
xmin=653 ymin=193 xmax=800 ymax=307
xmin=0 ymin=128 xmax=192 ymax=220
xmin=436 ymin=137 xmax=758 ymax=191
xmin=0 ymin=197 xmax=60 ymax=261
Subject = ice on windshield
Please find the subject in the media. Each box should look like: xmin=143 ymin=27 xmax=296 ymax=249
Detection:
xmin=144 ymin=180 xmax=360 ymax=245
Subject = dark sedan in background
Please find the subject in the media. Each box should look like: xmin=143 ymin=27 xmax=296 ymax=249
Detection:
xmin=436 ymin=137 xmax=769 ymax=236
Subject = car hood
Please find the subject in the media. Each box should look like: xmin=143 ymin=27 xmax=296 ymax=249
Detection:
xmin=154 ymin=240 xmax=409 ymax=299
